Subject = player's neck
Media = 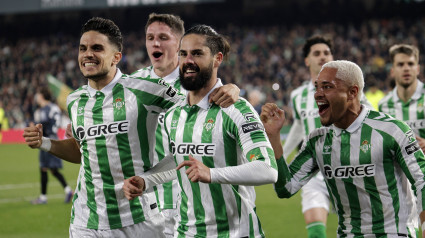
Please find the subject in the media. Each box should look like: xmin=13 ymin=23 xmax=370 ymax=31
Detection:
xmin=396 ymin=79 xmax=418 ymax=103
xmin=154 ymin=60 xmax=178 ymax=78
xmin=88 ymin=68 xmax=117 ymax=91
xmin=310 ymin=71 xmax=319 ymax=83
xmin=187 ymin=77 xmax=218 ymax=106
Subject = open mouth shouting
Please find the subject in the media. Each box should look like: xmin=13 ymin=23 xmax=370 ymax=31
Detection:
xmin=152 ymin=51 xmax=163 ymax=60
xmin=317 ymin=101 xmax=330 ymax=116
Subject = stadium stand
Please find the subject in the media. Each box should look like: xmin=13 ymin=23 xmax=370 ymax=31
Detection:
xmin=1 ymin=0 xmax=425 ymax=129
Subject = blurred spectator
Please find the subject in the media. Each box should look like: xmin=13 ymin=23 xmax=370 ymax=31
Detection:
xmin=365 ymin=80 xmax=385 ymax=110
xmin=1 ymin=17 xmax=425 ymax=128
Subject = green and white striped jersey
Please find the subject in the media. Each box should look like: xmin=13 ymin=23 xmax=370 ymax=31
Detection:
xmin=131 ymin=66 xmax=186 ymax=210
xmin=379 ymin=80 xmax=425 ymax=138
xmin=164 ymin=80 xmax=277 ymax=238
xmin=67 ymin=69 xmax=184 ymax=230
xmin=275 ymin=107 xmax=425 ymax=237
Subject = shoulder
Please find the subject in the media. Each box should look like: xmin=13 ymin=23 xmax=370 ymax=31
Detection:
xmin=378 ymin=91 xmax=394 ymax=107
xmin=365 ymin=110 xmax=411 ymax=134
xmin=67 ymin=85 xmax=88 ymax=105
xmin=129 ymin=66 xmax=153 ymax=78
xmin=290 ymin=84 xmax=309 ymax=99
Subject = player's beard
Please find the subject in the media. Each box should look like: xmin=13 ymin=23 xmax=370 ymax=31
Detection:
xmin=179 ymin=62 xmax=213 ymax=91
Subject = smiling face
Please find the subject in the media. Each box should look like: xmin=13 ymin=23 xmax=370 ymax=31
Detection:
xmin=391 ymin=53 xmax=420 ymax=89
xmin=146 ymin=21 xmax=180 ymax=77
xmin=178 ymin=34 xmax=217 ymax=91
xmin=314 ymin=67 xmax=355 ymax=128
xmin=78 ymin=30 xmax=121 ymax=82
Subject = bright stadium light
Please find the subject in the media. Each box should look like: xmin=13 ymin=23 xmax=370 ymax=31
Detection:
xmin=272 ymin=83 xmax=280 ymax=91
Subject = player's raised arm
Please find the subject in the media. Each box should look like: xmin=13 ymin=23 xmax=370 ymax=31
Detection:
xmin=260 ymin=103 xmax=285 ymax=160
xmin=23 ymin=123 xmax=81 ymax=164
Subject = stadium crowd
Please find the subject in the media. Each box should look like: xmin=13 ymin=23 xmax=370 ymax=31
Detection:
xmin=1 ymin=16 xmax=425 ymax=128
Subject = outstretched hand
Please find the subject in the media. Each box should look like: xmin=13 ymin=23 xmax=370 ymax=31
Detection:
xmin=23 ymin=122 xmax=43 ymax=149
xmin=260 ymin=103 xmax=286 ymax=137
xmin=209 ymin=83 xmax=240 ymax=108
xmin=176 ymin=155 xmax=211 ymax=183
xmin=122 ymin=176 xmax=145 ymax=200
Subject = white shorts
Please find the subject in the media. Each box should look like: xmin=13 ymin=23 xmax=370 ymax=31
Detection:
xmin=301 ymin=173 xmax=330 ymax=213
xmin=69 ymin=212 xmax=165 ymax=238
xmin=162 ymin=208 xmax=179 ymax=238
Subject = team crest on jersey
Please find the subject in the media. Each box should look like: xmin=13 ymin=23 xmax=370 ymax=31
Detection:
xmin=204 ymin=118 xmax=215 ymax=131
xmin=360 ymin=140 xmax=371 ymax=153
xmin=157 ymin=79 xmax=168 ymax=87
xmin=113 ymin=98 xmax=125 ymax=110
xmin=323 ymin=145 xmax=332 ymax=154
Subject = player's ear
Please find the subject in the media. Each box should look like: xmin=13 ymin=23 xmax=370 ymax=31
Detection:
xmin=112 ymin=52 xmax=122 ymax=66
xmin=348 ymin=85 xmax=359 ymax=100
xmin=214 ymin=52 xmax=223 ymax=68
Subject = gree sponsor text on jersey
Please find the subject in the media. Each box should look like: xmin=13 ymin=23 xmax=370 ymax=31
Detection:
xmin=323 ymin=164 xmax=375 ymax=179
xmin=170 ymin=141 xmax=216 ymax=156
xmin=75 ymin=120 xmax=130 ymax=140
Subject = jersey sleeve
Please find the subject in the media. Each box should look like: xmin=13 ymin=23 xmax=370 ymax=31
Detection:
xmin=391 ymin=122 xmax=425 ymax=214
xmin=274 ymin=132 xmax=320 ymax=198
xmin=123 ymin=75 xmax=185 ymax=112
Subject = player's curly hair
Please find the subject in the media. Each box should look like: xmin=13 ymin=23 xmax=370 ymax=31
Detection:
xmin=184 ymin=24 xmax=230 ymax=61
xmin=81 ymin=17 xmax=123 ymax=52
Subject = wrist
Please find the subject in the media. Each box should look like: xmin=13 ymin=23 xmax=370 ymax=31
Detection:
xmin=39 ymin=137 xmax=52 ymax=152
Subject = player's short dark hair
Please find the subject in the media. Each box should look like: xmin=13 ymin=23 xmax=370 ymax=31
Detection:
xmin=389 ymin=44 xmax=419 ymax=63
xmin=81 ymin=17 xmax=123 ymax=52
xmin=302 ymin=35 xmax=333 ymax=58
xmin=145 ymin=13 xmax=185 ymax=37
xmin=39 ymin=87 xmax=52 ymax=101
xmin=184 ymin=24 xmax=230 ymax=60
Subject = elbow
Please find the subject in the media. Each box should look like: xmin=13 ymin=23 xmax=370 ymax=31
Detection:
xmin=269 ymin=169 xmax=278 ymax=183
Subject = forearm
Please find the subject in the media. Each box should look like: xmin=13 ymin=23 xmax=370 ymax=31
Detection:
xmin=210 ymin=160 xmax=277 ymax=186
xmin=141 ymin=154 xmax=177 ymax=190
xmin=274 ymin=156 xmax=296 ymax=198
xmin=268 ymin=132 xmax=284 ymax=160
xmin=49 ymin=138 xmax=81 ymax=164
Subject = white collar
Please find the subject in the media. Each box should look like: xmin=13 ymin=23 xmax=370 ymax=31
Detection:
xmin=184 ymin=79 xmax=223 ymax=110
xmin=87 ymin=69 xmax=122 ymax=97
xmin=151 ymin=67 xmax=180 ymax=83
xmin=332 ymin=105 xmax=369 ymax=136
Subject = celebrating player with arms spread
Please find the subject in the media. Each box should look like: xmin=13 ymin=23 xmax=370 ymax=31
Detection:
xmin=261 ymin=60 xmax=425 ymax=237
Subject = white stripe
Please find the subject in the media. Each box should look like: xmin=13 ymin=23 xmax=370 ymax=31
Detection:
xmin=0 ymin=193 xmax=69 ymax=204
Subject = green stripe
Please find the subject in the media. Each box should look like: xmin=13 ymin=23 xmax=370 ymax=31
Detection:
xmin=360 ymin=124 xmax=384 ymax=234
xmin=301 ymin=88 xmax=310 ymax=135
xmin=183 ymin=106 xmax=207 ymax=236
xmin=378 ymin=129 xmax=401 ymax=233
xmin=321 ymin=132 xmax=346 ymax=236
xmin=402 ymin=100 xmax=410 ymax=121
xmin=222 ymin=112 xmax=242 ymax=218
xmin=417 ymin=96 xmax=425 ymax=138
xmin=112 ymin=84 xmax=145 ymax=224
xmin=254 ymin=207 xmax=265 ymax=238
xmin=78 ymin=94 xmax=99 ymax=228
xmin=67 ymin=98 xmax=79 ymax=224
xmin=93 ymin=92 xmax=122 ymax=229
xmin=202 ymin=105 xmax=229 ymax=237
xmin=340 ymin=132 xmax=361 ymax=235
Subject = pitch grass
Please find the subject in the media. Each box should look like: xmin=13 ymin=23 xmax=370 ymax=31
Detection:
xmin=0 ymin=144 xmax=338 ymax=238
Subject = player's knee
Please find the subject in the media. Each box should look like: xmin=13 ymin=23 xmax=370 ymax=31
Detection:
xmin=306 ymin=221 xmax=326 ymax=238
